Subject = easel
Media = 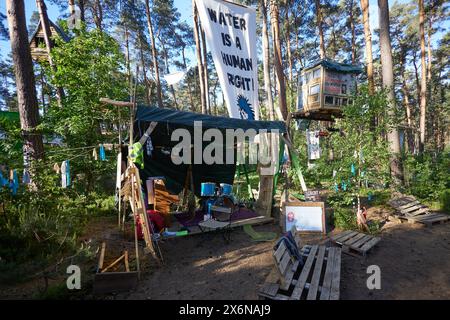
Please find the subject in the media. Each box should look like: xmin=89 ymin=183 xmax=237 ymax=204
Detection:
xmin=100 ymin=97 xmax=164 ymax=275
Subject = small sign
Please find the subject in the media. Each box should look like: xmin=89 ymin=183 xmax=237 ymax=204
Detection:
xmin=283 ymin=201 xmax=325 ymax=234
xmin=304 ymin=189 xmax=320 ymax=201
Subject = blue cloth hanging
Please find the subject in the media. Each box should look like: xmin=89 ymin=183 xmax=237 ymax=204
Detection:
xmin=11 ymin=170 xmax=19 ymax=195
xmin=334 ymin=182 xmax=339 ymax=192
xmin=351 ymin=163 xmax=356 ymax=176
xmin=66 ymin=160 xmax=71 ymax=187
xmin=22 ymin=169 xmax=31 ymax=184
xmin=0 ymin=172 xmax=4 ymax=187
xmin=99 ymin=144 xmax=106 ymax=161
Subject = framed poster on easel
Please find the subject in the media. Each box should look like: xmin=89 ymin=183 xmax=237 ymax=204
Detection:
xmin=282 ymin=201 xmax=326 ymax=234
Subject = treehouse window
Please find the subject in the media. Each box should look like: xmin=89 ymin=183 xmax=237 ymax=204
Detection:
xmin=313 ymin=69 xmax=321 ymax=79
xmin=341 ymin=84 xmax=347 ymax=94
xmin=310 ymin=84 xmax=320 ymax=95
xmin=342 ymin=98 xmax=348 ymax=106
xmin=335 ymin=97 xmax=341 ymax=106
xmin=325 ymin=96 xmax=334 ymax=104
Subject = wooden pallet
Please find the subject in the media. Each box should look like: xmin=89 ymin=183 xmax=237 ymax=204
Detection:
xmin=258 ymin=245 xmax=341 ymax=300
xmin=397 ymin=212 xmax=450 ymax=227
xmin=389 ymin=195 xmax=450 ymax=227
xmin=330 ymin=231 xmax=380 ymax=257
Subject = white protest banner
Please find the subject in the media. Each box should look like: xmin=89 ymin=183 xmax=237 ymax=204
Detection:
xmin=195 ymin=0 xmax=259 ymax=120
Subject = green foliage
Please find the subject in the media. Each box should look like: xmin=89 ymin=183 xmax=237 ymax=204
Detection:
xmin=403 ymin=150 xmax=450 ymax=210
xmin=333 ymin=207 xmax=358 ymax=231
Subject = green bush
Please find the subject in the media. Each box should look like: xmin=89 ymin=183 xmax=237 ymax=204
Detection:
xmin=403 ymin=150 xmax=450 ymax=209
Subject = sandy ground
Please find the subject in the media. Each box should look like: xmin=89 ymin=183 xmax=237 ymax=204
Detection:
xmin=2 ymin=207 xmax=450 ymax=300
xmin=115 ymin=209 xmax=450 ymax=300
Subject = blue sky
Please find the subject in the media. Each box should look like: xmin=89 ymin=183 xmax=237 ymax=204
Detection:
xmin=0 ymin=0 xmax=447 ymax=63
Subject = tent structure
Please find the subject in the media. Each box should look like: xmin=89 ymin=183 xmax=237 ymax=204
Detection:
xmin=133 ymin=106 xmax=287 ymax=197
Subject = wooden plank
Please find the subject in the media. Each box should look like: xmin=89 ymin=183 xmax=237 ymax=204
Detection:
xmin=273 ymin=241 xmax=287 ymax=264
xmin=360 ymin=237 xmax=381 ymax=253
xmin=290 ymin=245 xmax=319 ymax=300
xmin=329 ymin=248 xmax=341 ymax=300
xmin=93 ymin=272 xmax=138 ymax=294
xmin=306 ymin=246 xmax=326 ymax=300
xmin=350 ymin=234 xmax=373 ymax=249
xmin=330 ymin=230 xmax=354 ymax=242
xmin=280 ymin=260 xmax=300 ymax=291
xmin=101 ymin=254 xmax=125 ymax=273
xmin=397 ymin=200 xmax=420 ymax=210
xmin=406 ymin=208 xmax=429 ymax=217
xmin=343 ymin=233 xmax=366 ymax=246
xmin=319 ymin=246 xmax=336 ymax=300
xmin=98 ymin=242 xmax=106 ymax=272
xmin=414 ymin=213 xmax=448 ymax=222
xmin=333 ymin=231 xmax=359 ymax=243
xmin=278 ymin=251 xmax=291 ymax=276
xmin=124 ymin=251 xmax=129 ymax=272
xmin=401 ymin=204 xmax=426 ymax=214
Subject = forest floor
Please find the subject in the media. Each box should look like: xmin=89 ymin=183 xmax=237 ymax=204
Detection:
xmin=1 ymin=205 xmax=450 ymax=299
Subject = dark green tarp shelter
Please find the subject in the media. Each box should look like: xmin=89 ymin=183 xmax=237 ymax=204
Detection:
xmin=134 ymin=106 xmax=287 ymax=197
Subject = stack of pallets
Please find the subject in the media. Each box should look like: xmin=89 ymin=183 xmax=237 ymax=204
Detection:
xmin=388 ymin=194 xmax=449 ymax=227
xmin=258 ymin=243 xmax=341 ymax=300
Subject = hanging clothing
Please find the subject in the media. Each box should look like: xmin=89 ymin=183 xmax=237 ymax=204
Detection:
xmin=99 ymin=144 xmax=106 ymax=161
xmin=351 ymin=163 xmax=356 ymax=176
xmin=92 ymin=148 xmax=98 ymax=160
xmin=61 ymin=160 xmax=71 ymax=188
xmin=306 ymin=130 xmax=321 ymax=160
xmin=129 ymin=142 xmax=144 ymax=168
xmin=53 ymin=163 xmax=60 ymax=174
xmin=146 ymin=137 xmax=154 ymax=157
xmin=0 ymin=171 xmax=5 ymax=187
xmin=10 ymin=170 xmax=19 ymax=195
xmin=22 ymin=169 xmax=31 ymax=184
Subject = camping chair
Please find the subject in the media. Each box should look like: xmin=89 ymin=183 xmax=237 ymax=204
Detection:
xmin=198 ymin=202 xmax=235 ymax=243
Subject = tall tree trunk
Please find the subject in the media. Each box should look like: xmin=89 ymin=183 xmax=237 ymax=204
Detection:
xmin=77 ymin=0 xmax=85 ymax=23
xmin=426 ymin=18 xmax=432 ymax=83
xmin=161 ymin=42 xmax=178 ymax=110
xmin=68 ymin=0 xmax=75 ymax=17
xmin=92 ymin=0 xmax=103 ymax=31
xmin=360 ymin=0 xmax=374 ymax=95
xmin=124 ymin=27 xmax=132 ymax=99
xmin=193 ymin=0 xmax=207 ymax=114
xmin=201 ymin=28 xmax=210 ymax=114
xmin=285 ymin=1 xmax=293 ymax=83
xmin=138 ymin=36 xmax=151 ymax=105
xmin=349 ymin=0 xmax=357 ymax=64
xmin=315 ymin=0 xmax=326 ymax=59
xmin=260 ymin=0 xmax=275 ymax=120
xmin=378 ymin=0 xmax=403 ymax=185
xmin=400 ymin=48 xmax=414 ymax=153
xmin=418 ymin=0 xmax=427 ymax=153
xmin=270 ymin=0 xmax=288 ymax=120
xmin=36 ymin=0 xmax=64 ymax=106
xmin=145 ymin=0 xmax=163 ymax=108
xmin=182 ymin=47 xmax=195 ymax=112
xmin=6 ymin=0 xmax=45 ymax=168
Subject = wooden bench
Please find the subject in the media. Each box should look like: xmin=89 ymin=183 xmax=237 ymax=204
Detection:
xmin=258 ymin=244 xmax=341 ymax=300
xmin=331 ymin=230 xmax=380 ymax=257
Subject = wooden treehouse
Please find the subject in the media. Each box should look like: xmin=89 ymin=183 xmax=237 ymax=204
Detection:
xmin=294 ymin=60 xmax=362 ymax=122
xmin=29 ymin=19 xmax=70 ymax=62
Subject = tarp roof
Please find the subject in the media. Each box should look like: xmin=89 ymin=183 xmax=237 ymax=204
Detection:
xmin=134 ymin=106 xmax=286 ymax=197
xmin=136 ymin=106 xmax=287 ymax=133
xmin=304 ymin=59 xmax=363 ymax=74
